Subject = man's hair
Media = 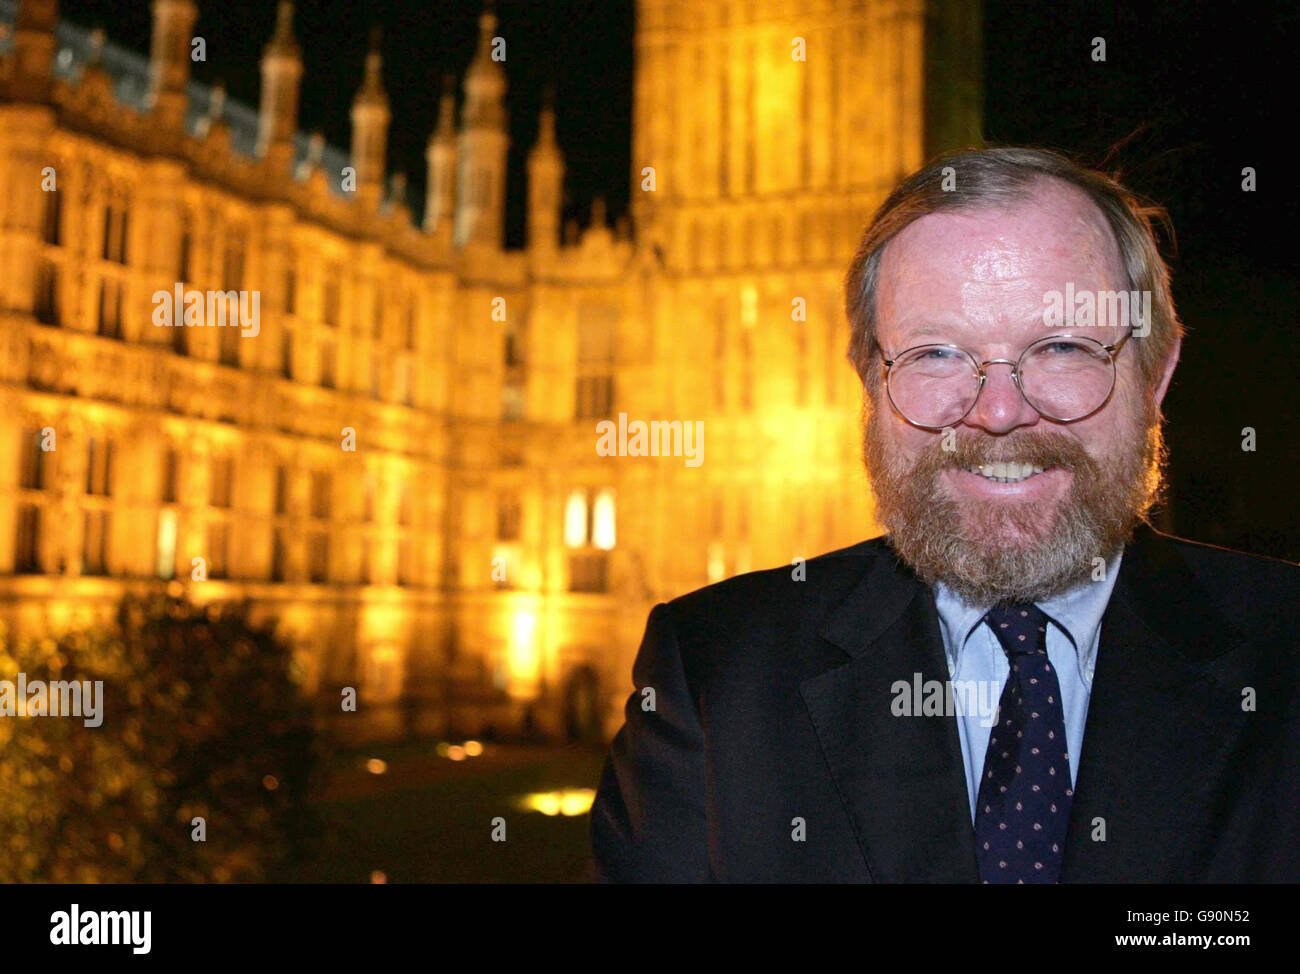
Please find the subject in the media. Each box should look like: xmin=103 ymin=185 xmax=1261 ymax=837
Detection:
xmin=843 ymin=146 xmax=1183 ymax=394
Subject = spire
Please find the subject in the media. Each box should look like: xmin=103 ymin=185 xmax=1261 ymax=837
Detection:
xmin=461 ymin=1 xmax=506 ymax=130
xmin=356 ymin=26 xmax=388 ymax=107
xmin=146 ymin=0 xmax=199 ymax=130
xmin=265 ymin=0 xmax=301 ymax=58
xmin=526 ymin=84 xmax=564 ymax=255
xmin=10 ymin=0 xmax=59 ymax=102
xmin=454 ymin=1 xmax=509 ymax=248
xmin=257 ymin=2 xmax=303 ymax=169
xmin=434 ymin=73 xmax=457 ymax=142
xmin=350 ymin=26 xmax=391 ymax=202
xmin=424 ymin=73 xmax=458 ymax=233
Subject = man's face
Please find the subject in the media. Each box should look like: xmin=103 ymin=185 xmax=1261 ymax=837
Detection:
xmin=863 ymin=179 xmax=1180 ymax=604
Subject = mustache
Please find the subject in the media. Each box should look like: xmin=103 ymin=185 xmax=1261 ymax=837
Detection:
xmin=911 ymin=429 xmax=1094 ymax=474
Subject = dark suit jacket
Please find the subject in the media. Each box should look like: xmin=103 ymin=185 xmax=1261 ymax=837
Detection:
xmin=591 ymin=524 xmax=1300 ymax=882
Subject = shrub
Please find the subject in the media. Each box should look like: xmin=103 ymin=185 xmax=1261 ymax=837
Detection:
xmin=0 ymin=590 xmax=318 ymax=882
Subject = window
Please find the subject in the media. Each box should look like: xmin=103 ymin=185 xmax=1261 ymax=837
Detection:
xmin=372 ymin=285 xmax=384 ymax=341
xmin=310 ymin=471 xmax=331 ymax=519
xmin=84 ymin=435 xmax=114 ymax=576
xmin=322 ymin=267 xmax=341 ymax=327
xmin=20 ymin=428 xmax=46 ymax=490
xmin=155 ymin=508 xmax=177 ymax=579
xmin=210 ymin=456 xmax=233 ymax=508
xmin=34 ymin=258 xmax=60 ymax=325
xmin=97 ymin=278 xmax=123 ymax=339
xmin=42 ymin=188 xmax=61 ymax=246
xmin=223 ymin=234 xmax=244 ymax=290
xmin=281 ymin=329 xmax=293 ymax=379
xmin=86 ymin=437 xmax=113 ymax=496
xmin=271 ymin=528 xmax=289 ymax=582
xmin=15 ymin=505 xmax=41 ymax=573
xmin=207 ymin=521 xmax=229 ymax=579
xmin=713 ymin=298 xmax=728 ymax=408
xmin=274 ymin=466 xmax=289 ymax=515
xmin=740 ymin=327 xmax=754 ymax=412
xmin=219 ymin=316 xmax=240 ymax=366
xmin=307 ymin=531 xmax=329 ymax=583
xmin=178 ymin=217 xmax=192 ymax=282
xmin=161 ymin=447 xmax=178 ymax=503
xmin=283 ymin=255 xmax=297 ymax=315
xmin=575 ymin=304 xmax=617 ymax=420
xmin=83 ymin=509 xmax=109 ymax=575
xmin=564 ymin=487 xmax=614 ymax=593
xmin=320 ymin=340 xmax=336 ymax=388
xmin=102 ymin=201 xmax=129 ymax=264
xmin=497 ymin=492 xmax=521 ymax=541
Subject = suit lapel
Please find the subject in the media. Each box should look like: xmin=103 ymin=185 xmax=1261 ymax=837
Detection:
xmin=801 ymin=547 xmax=978 ymax=882
xmin=1062 ymin=525 xmax=1257 ymax=881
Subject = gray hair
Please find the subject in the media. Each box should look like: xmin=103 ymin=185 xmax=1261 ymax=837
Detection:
xmin=844 ymin=146 xmax=1183 ymax=393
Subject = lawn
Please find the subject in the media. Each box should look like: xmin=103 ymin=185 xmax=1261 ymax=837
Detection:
xmin=277 ymin=739 xmax=609 ymax=883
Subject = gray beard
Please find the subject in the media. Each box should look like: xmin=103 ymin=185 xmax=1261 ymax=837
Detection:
xmin=862 ymin=398 xmax=1166 ymax=606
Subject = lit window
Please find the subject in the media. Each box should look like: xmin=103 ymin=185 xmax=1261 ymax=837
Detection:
xmin=156 ymin=508 xmax=178 ymax=579
xmin=592 ymin=488 xmax=616 ymax=550
xmin=563 ymin=490 xmax=586 ymax=549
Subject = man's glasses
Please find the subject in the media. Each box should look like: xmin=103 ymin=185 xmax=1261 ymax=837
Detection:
xmin=879 ymin=331 xmax=1132 ymax=430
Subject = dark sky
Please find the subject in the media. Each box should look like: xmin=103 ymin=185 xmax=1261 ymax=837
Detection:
xmin=56 ymin=0 xmax=1300 ymax=559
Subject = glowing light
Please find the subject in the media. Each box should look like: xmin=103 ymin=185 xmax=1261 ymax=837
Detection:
xmin=514 ymin=788 xmax=596 ymax=817
xmin=365 ymin=758 xmax=387 ymax=775
xmin=447 ymin=745 xmax=466 ymax=761
xmin=592 ymin=488 xmax=616 ymax=550
xmin=507 ymin=608 xmax=540 ymax=699
xmin=463 ymin=740 xmax=483 ymax=756
xmin=563 ymin=490 xmax=587 ymax=548
xmin=262 ymin=774 xmax=279 ymax=791
xmin=370 ymin=870 xmax=387 ymax=884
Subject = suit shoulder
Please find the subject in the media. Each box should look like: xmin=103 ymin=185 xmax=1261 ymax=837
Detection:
xmin=1154 ymin=529 xmax=1300 ymax=618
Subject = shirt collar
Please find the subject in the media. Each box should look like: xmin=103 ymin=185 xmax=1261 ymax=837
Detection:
xmin=932 ymin=548 xmax=1124 ymax=686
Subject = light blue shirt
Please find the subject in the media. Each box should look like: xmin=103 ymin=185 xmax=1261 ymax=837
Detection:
xmin=933 ymin=551 xmax=1123 ymax=823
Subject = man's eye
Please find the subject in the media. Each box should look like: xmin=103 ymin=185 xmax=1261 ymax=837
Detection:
xmin=1043 ymin=341 xmax=1085 ymax=355
xmin=918 ymin=347 xmax=961 ymax=360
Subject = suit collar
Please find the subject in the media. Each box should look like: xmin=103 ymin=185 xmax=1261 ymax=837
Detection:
xmin=804 ymin=543 xmax=978 ymax=882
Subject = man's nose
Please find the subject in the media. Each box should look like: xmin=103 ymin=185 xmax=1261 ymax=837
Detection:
xmin=961 ymin=362 xmax=1041 ymax=434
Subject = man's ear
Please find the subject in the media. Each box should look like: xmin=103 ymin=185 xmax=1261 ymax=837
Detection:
xmin=1151 ymin=335 xmax=1181 ymax=409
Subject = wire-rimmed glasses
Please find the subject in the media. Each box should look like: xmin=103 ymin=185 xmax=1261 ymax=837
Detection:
xmin=880 ymin=331 xmax=1132 ymax=430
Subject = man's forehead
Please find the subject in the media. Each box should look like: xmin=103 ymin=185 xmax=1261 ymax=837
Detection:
xmin=880 ymin=179 xmax=1124 ymax=290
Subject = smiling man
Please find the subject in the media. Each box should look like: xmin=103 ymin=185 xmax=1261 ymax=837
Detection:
xmin=591 ymin=147 xmax=1300 ymax=883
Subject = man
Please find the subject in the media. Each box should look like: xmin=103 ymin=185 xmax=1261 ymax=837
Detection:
xmin=590 ymin=147 xmax=1300 ymax=883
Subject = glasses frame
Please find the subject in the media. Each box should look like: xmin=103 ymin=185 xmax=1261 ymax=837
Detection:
xmin=880 ymin=330 xmax=1133 ymax=430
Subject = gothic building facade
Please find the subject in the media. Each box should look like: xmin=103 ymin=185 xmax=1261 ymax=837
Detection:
xmin=0 ymin=0 xmax=980 ymax=739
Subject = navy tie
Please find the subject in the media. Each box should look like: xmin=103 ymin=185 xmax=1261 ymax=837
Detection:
xmin=974 ymin=603 xmax=1073 ymax=884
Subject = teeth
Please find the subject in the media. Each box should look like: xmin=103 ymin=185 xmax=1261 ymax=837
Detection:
xmin=963 ymin=461 xmax=1045 ymax=483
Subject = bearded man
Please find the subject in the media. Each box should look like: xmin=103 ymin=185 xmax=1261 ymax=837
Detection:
xmin=590 ymin=146 xmax=1300 ymax=883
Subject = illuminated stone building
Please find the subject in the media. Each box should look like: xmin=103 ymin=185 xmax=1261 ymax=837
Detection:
xmin=0 ymin=0 xmax=980 ymax=739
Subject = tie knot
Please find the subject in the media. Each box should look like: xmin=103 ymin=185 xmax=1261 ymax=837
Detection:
xmin=983 ymin=603 xmax=1050 ymax=657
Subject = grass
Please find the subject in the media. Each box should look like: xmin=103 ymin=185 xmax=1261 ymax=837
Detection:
xmin=277 ymin=738 xmax=609 ymax=883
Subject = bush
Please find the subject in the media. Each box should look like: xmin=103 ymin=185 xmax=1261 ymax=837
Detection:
xmin=0 ymin=590 xmax=318 ymax=882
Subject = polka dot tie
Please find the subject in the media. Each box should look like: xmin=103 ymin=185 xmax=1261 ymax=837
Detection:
xmin=974 ymin=603 xmax=1073 ymax=884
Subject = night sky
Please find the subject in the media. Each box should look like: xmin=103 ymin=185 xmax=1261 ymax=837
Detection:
xmin=57 ymin=0 xmax=1300 ymax=560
